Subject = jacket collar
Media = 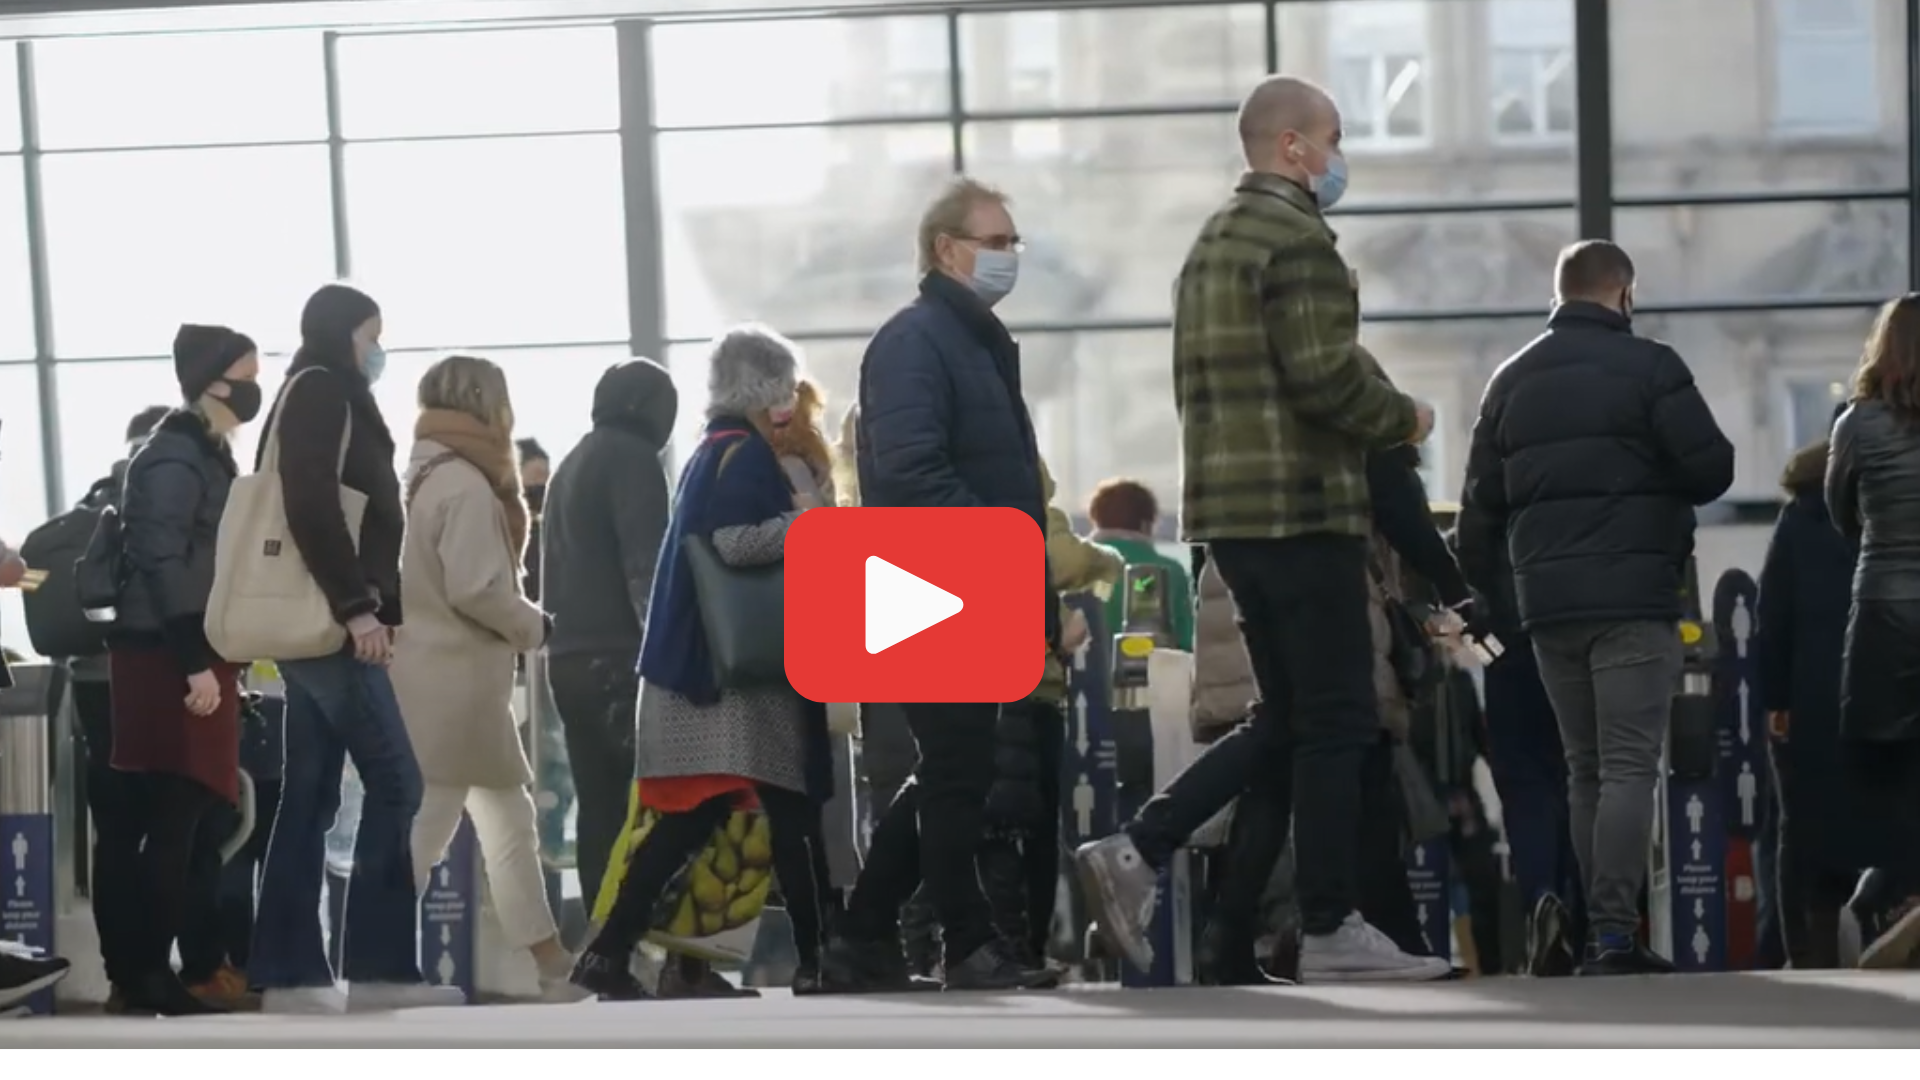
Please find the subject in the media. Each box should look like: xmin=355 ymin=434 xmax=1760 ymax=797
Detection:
xmin=1091 ymin=527 xmax=1155 ymax=545
xmin=1548 ymin=300 xmax=1633 ymax=332
xmin=1238 ymin=171 xmax=1322 ymax=214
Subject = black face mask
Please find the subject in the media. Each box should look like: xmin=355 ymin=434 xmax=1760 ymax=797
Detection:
xmin=524 ymin=485 xmax=546 ymax=514
xmin=221 ymin=380 xmax=263 ymax=423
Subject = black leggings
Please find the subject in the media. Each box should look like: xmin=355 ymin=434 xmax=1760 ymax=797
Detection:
xmin=131 ymin=773 xmax=223 ymax=977
xmin=592 ymin=785 xmax=833 ymax=967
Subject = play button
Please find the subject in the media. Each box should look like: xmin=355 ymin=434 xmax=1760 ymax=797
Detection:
xmin=864 ymin=555 xmax=964 ymax=655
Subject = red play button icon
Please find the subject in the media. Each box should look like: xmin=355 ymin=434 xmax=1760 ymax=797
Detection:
xmin=784 ymin=506 xmax=1046 ymax=704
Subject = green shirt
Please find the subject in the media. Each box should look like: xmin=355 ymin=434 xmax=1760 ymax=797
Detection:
xmin=1173 ymin=172 xmax=1418 ymax=541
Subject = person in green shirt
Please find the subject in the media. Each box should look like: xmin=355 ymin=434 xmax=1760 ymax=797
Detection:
xmin=1087 ymin=478 xmax=1194 ymax=651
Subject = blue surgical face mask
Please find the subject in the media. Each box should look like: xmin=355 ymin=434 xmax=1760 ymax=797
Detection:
xmin=1301 ymin=142 xmax=1349 ymax=210
xmin=361 ymin=342 xmax=387 ymax=385
xmin=970 ymin=249 xmax=1020 ymax=307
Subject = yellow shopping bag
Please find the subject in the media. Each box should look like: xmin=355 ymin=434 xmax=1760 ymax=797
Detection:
xmin=591 ymin=782 xmax=774 ymax=961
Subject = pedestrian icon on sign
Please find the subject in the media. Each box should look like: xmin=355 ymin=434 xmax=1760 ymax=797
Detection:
xmin=1686 ymin=794 xmax=1705 ymax=835
xmin=9 ymin=832 xmax=24 ymax=871
xmin=1736 ymin=762 xmax=1757 ymax=827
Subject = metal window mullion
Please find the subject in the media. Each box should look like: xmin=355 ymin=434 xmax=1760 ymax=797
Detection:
xmin=1265 ymin=1 xmax=1279 ymax=75
xmin=615 ymin=20 xmax=666 ymax=369
xmin=946 ymin=8 xmax=965 ymax=174
xmin=322 ymin=31 xmax=351 ymax=279
xmin=1908 ymin=0 xmax=1920 ymax=290
xmin=17 ymin=41 xmax=61 ymax=516
xmin=1572 ymin=0 xmax=1613 ymax=240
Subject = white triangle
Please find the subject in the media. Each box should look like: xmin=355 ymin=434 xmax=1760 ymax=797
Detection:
xmin=865 ymin=555 xmax=965 ymax=655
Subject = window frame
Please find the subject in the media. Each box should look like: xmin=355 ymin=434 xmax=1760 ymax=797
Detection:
xmin=1327 ymin=2 xmax=1434 ymax=152
xmin=1769 ymin=0 xmax=1880 ymax=139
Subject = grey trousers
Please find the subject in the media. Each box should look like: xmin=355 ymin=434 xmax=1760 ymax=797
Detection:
xmin=1531 ymin=619 xmax=1683 ymax=940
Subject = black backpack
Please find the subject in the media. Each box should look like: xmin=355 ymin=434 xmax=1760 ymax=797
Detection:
xmin=20 ymin=477 xmax=122 ymax=658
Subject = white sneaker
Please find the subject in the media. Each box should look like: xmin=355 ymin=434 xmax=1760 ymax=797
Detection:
xmin=536 ymin=952 xmax=591 ymax=1003
xmin=1300 ymin=913 xmax=1453 ymax=983
xmin=260 ymin=985 xmax=349 ymax=1015
xmin=347 ymin=982 xmax=467 ymax=1011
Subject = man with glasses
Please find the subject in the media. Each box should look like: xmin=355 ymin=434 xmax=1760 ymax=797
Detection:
xmin=822 ymin=176 xmax=1060 ymax=994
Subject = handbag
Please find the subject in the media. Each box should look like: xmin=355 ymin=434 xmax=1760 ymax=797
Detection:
xmin=204 ymin=369 xmax=368 ymax=662
xmin=682 ymin=432 xmax=787 ymax=690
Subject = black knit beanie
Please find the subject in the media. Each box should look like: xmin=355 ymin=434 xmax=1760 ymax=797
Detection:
xmin=172 ymin=323 xmax=257 ymax=401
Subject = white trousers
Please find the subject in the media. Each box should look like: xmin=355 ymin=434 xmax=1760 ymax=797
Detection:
xmin=411 ymin=783 xmax=559 ymax=950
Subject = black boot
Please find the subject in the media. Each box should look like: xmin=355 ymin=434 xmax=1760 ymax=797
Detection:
xmin=1524 ymin=893 xmax=1579 ymax=978
xmin=942 ymin=938 xmax=1061 ymax=992
xmin=656 ymin=954 xmax=760 ymax=999
xmin=569 ymin=948 xmax=652 ymax=1002
xmin=899 ymin=886 xmax=942 ymax=979
xmin=979 ymin=831 xmax=1040 ymax=968
xmin=123 ymin=969 xmax=227 ymax=1017
xmin=1577 ymin=933 xmax=1675 ymax=976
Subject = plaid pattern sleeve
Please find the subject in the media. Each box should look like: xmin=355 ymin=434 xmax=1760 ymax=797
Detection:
xmin=1174 ymin=173 xmax=1417 ymax=543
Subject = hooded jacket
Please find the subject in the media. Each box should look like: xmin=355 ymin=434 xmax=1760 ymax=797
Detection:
xmin=542 ymin=359 xmax=678 ymax=660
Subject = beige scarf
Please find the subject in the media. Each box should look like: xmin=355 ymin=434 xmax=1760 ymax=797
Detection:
xmin=415 ymin=408 xmax=530 ymax=559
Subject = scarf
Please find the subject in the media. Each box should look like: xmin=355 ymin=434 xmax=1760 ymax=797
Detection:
xmin=414 ymin=407 xmax=530 ymax=559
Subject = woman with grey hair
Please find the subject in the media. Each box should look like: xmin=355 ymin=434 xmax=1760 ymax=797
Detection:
xmin=571 ymin=324 xmax=835 ymax=1001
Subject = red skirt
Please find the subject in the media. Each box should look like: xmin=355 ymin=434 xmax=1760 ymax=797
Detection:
xmin=108 ymin=647 xmax=241 ymax=805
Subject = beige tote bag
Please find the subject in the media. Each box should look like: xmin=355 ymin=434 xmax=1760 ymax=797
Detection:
xmin=204 ymin=368 xmax=369 ymax=662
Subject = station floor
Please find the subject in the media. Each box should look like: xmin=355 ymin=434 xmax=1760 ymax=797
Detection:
xmin=2 ymin=970 xmax=1919 ymax=1047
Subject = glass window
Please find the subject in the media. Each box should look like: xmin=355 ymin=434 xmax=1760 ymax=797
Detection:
xmin=0 ymin=363 xmax=47 ymax=657
xmin=1615 ymin=200 xmax=1907 ymax=306
xmin=1489 ymin=0 xmax=1575 ymax=143
xmin=960 ymin=5 xmax=1266 ymax=113
xmin=1333 ymin=209 xmax=1576 ymax=316
xmin=653 ymin=16 xmax=951 ymax=128
xmin=0 ymin=161 xmax=33 ymax=359
xmin=41 ymin=146 xmax=335 ymax=359
xmin=1325 ymin=1 xmax=1432 ymax=150
xmin=657 ymin=125 xmax=952 ymax=340
xmin=335 ymin=27 xmax=618 ymax=140
xmin=371 ymin=346 xmax=632 ymax=472
xmin=53 ymin=359 xmax=179 ymax=509
xmin=343 ymin=135 xmax=627 ymax=350
xmin=960 ymin=115 xmax=1245 ymax=325
xmin=1772 ymin=0 xmax=1880 ymax=137
xmin=1015 ymin=329 xmax=1178 ymax=510
xmin=1613 ymin=0 xmax=1905 ymax=197
xmin=663 ymin=336 xmax=868 ymax=472
xmin=0 ymin=44 xmax=20 ymax=151
xmin=1783 ymin=374 xmax=1850 ymax=450
xmin=32 ymin=31 xmax=325 ymax=150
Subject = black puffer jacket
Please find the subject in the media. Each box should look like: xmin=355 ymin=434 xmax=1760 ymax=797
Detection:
xmin=113 ymin=409 xmax=238 ymax=674
xmin=543 ymin=358 xmax=677 ymax=660
xmin=1458 ymin=302 xmax=1734 ymax=629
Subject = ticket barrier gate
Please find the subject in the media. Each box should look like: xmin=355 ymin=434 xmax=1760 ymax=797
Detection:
xmin=1 ymin=664 xmax=57 ymax=1014
xmin=1648 ymin=557 xmax=1729 ymax=971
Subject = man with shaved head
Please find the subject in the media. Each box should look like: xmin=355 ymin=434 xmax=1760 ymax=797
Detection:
xmin=1075 ymin=75 xmax=1443 ymax=984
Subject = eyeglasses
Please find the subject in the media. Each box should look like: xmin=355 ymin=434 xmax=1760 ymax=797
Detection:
xmin=953 ymin=232 xmax=1026 ymax=255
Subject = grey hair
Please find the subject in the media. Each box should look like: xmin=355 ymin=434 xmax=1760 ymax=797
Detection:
xmin=706 ymin=323 xmax=801 ymax=418
xmin=917 ymin=175 xmax=1011 ymax=274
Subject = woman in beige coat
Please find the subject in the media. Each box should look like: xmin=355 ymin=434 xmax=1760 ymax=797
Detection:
xmin=391 ymin=355 xmax=574 ymax=1000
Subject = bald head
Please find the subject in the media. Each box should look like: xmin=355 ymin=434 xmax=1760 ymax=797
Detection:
xmin=1238 ymin=75 xmax=1338 ymax=171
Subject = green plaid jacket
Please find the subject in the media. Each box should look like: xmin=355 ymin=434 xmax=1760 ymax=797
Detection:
xmin=1174 ymin=172 xmax=1418 ymax=541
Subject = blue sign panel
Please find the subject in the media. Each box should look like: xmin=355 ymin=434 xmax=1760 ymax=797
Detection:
xmin=1406 ymin=837 xmax=1451 ymax=963
xmin=0 ymin=813 xmax=56 ymax=1015
xmin=1664 ymin=777 xmax=1728 ymax=972
xmin=1062 ymin=594 xmax=1117 ymax=849
xmin=1713 ymin=572 xmax=1768 ymax=840
xmin=418 ymin=814 xmax=478 ymax=1002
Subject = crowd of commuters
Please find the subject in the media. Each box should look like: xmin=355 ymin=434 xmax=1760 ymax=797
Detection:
xmin=5 ymin=66 xmax=1920 ymax=1016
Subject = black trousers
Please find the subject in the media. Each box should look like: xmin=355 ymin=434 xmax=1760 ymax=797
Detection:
xmin=592 ymin=784 xmax=833 ymax=967
xmin=845 ymin=702 xmax=1001 ymax=962
xmin=1846 ymin=738 xmax=1920 ymax=899
xmin=131 ymin=773 xmax=224 ymax=976
xmin=856 ymin=702 xmax=1066 ymax=962
xmin=1131 ymin=535 xmax=1378 ymax=936
xmin=548 ymin=652 xmax=640 ymax=908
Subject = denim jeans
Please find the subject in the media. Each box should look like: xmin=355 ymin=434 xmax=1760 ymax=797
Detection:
xmin=249 ymin=649 xmax=426 ymax=988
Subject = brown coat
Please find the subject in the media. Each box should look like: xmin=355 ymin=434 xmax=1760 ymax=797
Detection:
xmin=263 ymin=358 xmax=406 ymax=626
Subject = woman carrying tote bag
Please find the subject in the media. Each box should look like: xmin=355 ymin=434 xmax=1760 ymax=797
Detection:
xmin=244 ymin=284 xmax=450 ymax=1016
xmin=570 ymin=324 xmax=835 ymax=1002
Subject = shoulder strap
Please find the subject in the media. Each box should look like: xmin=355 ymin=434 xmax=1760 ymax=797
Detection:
xmin=260 ymin=367 xmax=355 ymax=480
xmin=406 ymin=451 xmax=463 ymax=510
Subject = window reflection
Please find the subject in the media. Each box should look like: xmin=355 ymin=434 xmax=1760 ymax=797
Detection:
xmin=334 ymin=27 xmax=618 ymax=139
xmin=1 ymin=363 xmax=49 ymax=657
